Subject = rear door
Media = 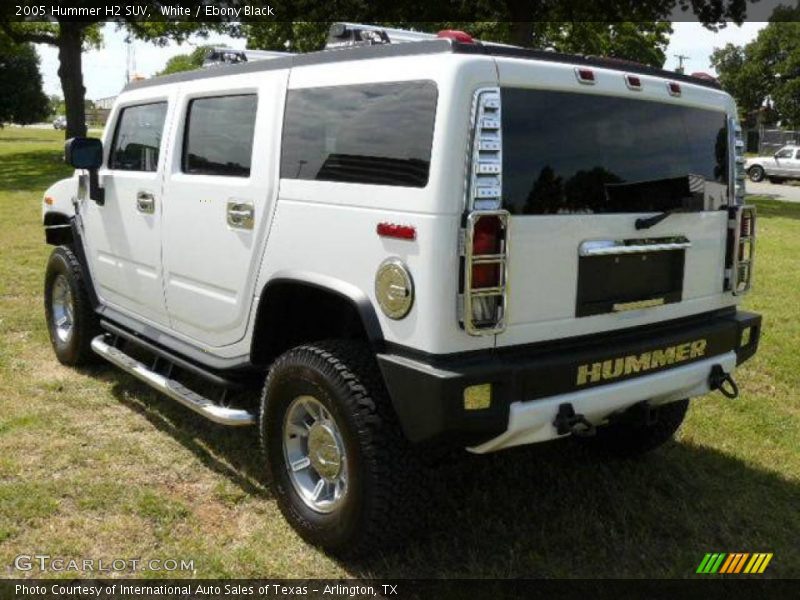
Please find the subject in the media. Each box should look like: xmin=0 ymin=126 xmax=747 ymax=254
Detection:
xmin=494 ymin=61 xmax=735 ymax=347
xmin=82 ymin=98 xmax=172 ymax=325
xmin=160 ymin=72 xmax=287 ymax=347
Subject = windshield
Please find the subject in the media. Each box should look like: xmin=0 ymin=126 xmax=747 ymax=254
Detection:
xmin=501 ymin=88 xmax=729 ymax=215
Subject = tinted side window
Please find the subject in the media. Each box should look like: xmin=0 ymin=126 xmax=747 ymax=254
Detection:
xmin=281 ymin=81 xmax=438 ymax=188
xmin=109 ymin=102 xmax=167 ymax=171
xmin=183 ymin=95 xmax=257 ymax=177
xmin=775 ymin=149 xmax=793 ymax=159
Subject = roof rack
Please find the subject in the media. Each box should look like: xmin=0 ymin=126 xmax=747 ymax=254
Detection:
xmin=202 ymin=47 xmax=292 ymax=68
xmin=326 ymin=23 xmax=439 ymax=49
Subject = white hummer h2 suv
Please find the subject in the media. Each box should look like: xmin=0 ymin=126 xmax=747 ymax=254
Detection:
xmin=42 ymin=24 xmax=761 ymax=556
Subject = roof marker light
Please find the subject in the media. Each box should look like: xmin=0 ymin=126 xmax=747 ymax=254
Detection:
xmin=575 ymin=68 xmax=596 ymax=84
xmin=667 ymin=81 xmax=682 ymax=96
xmin=437 ymin=30 xmax=475 ymax=44
xmin=625 ymin=75 xmax=642 ymax=90
xmin=377 ymin=222 xmax=416 ymax=241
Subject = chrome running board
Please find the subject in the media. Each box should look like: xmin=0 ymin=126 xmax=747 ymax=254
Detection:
xmin=91 ymin=335 xmax=255 ymax=426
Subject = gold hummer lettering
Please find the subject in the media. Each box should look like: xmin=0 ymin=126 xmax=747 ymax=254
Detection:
xmin=624 ymin=353 xmax=652 ymax=374
xmin=575 ymin=338 xmax=708 ymax=386
xmin=690 ymin=339 xmax=707 ymax=358
xmin=650 ymin=347 xmax=676 ymax=368
xmin=577 ymin=362 xmax=603 ymax=385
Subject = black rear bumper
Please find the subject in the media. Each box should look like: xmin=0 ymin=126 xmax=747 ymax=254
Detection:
xmin=377 ymin=309 xmax=761 ymax=447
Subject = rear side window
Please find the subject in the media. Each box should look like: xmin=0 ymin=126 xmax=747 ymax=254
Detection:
xmin=183 ymin=95 xmax=257 ymax=177
xmin=109 ymin=102 xmax=167 ymax=172
xmin=280 ymin=81 xmax=438 ymax=188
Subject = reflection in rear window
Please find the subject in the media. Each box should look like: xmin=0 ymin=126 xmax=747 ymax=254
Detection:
xmin=501 ymin=88 xmax=729 ymax=214
xmin=280 ymin=81 xmax=438 ymax=188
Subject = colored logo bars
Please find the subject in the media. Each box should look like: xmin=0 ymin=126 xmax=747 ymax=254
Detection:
xmin=696 ymin=553 xmax=773 ymax=574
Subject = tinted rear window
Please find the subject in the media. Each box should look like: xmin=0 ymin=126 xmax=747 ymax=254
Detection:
xmin=280 ymin=81 xmax=437 ymax=187
xmin=183 ymin=95 xmax=257 ymax=177
xmin=502 ymin=88 xmax=729 ymax=215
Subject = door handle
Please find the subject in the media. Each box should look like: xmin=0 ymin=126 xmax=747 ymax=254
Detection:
xmin=136 ymin=191 xmax=155 ymax=214
xmin=227 ymin=201 xmax=254 ymax=230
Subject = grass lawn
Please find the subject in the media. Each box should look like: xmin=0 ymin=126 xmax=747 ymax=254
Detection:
xmin=1 ymin=127 xmax=798 ymax=579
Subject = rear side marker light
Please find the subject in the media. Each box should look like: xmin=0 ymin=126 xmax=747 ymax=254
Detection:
xmin=437 ymin=30 xmax=475 ymax=44
xmin=463 ymin=383 xmax=492 ymax=410
xmin=377 ymin=222 xmax=416 ymax=241
xmin=667 ymin=82 xmax=681 ymax=96
xmin=575 ymin=68 xmax=595 ymax=84
xmin=625 ymin=75 xmax=642 ymax=90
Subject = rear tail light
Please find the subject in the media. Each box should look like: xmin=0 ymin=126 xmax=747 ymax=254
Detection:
xmin=725 ymin=205 xmax=756 ymax=295
xmin=460 ymin=88 xmax=509 ymax=335
xmin=462 ymin=211 xmax=509 ymax=334
xmin=471 ymin=215 xmax=504 ymax=289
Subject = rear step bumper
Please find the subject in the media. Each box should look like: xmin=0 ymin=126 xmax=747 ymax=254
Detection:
xmin=91 ymin=336 xmax=255 ymax=426
xmin=469 ymin=352 xmax=735 ymax=453
xmin=377 ymin=309 xmax=761 ymax=449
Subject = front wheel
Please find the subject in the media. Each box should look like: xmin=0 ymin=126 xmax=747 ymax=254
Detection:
xmin=583 ymin=399 xmax=689 ymax=458
xmin=260 ymin=341 xmax=422 ymax=557
xmin=748 ymin=165 xmax=766 ymax=182
xmin=44 ymin=246 xmax=100 ymax=366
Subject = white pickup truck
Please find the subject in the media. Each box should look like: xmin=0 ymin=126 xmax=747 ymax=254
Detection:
xmin=41 ymin=24 xmax=761 ymax=557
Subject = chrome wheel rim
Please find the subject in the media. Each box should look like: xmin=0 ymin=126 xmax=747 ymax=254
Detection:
xmin=51 ymin=274 xmax=74 ymax=344
xmin=283 ymin=395 xmax=348 ymax=514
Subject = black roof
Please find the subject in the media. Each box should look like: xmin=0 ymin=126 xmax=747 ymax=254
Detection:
xmin=124 ymin=38 xmax=721 ymax=92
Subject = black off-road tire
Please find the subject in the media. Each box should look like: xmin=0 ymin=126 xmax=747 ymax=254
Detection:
xmin=584 ymin=399 xmax=690 ymax=458
xmin=748 ymin=165 xmax=765 ymax=182
xmin=260 ymin=340 xmax=423 ymax=558
xmin=44 ymin=245 xmax=100 ymax=366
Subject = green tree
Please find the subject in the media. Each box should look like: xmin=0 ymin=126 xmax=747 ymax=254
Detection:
xmin=157 ymin=45 xmax=215 ymax=75
xmin=0 ymin=14 xmax=229 ymax=138
xmin=0 ymin=31 xmax=49 ymax=125
xmin=711 ymin=10 xmax=800 ymax=127
xmin=244 ymin=0 xmax=754 ymax=63
xmin=246 ymin=21 xmax=672 ymax=66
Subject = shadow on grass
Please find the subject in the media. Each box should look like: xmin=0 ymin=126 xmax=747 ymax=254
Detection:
xmin=0 ymin=149 xmax=72 ymax=193
xmin=99 ymin=371 xmax=270 ymax=500
xmin=95 ymin=368 xmax=800 ymax=578
xmin=750 ymin=196 xmax=800 ymax=221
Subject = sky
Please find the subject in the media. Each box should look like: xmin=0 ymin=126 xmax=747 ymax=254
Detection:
xmin=35 ymin=22 xmax=768 ymax=101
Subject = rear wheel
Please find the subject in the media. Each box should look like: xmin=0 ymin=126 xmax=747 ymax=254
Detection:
xmin=748 ymin=165 xmax=765 ymax=182
xmin=44 ymin=246 xmax=100 ymax=366
xmin=260 ymin=341 xmax=422 ymax=557
xmin=584 ymin=399 xmax=689 ymax=458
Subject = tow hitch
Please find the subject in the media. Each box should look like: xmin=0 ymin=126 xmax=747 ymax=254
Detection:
xmin=709 ymin=364 xmax=739 ymax=399
xmin=553 ymin=403 xmax=596 ymax=437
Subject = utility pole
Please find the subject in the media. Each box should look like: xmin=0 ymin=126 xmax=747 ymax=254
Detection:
xmin=674 ymin=54 xmax=690 ymax=75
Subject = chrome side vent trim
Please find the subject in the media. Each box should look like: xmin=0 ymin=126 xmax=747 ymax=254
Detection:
xmin=468 ymin=87 xmax=503 ymax=211
xmin=91 ymin=335 xmax=255 ymax=426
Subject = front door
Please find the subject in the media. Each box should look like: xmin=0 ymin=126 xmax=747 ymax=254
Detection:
xmin=160 ymin=73 xmax=286 ymax=347
xmin=80 ymin=99 xmax=172 ymax=325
